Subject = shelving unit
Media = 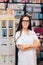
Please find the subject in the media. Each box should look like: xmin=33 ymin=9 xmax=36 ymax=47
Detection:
xmin=0 ymin=15 xmax=15 ymax=65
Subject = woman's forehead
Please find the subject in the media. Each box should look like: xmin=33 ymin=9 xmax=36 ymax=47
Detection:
xmin=22 ymin=16 xmax=29 ymax=20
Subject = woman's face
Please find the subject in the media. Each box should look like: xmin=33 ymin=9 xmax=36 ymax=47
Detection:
xmin=22 ymin=16 xmax=30 ymax=29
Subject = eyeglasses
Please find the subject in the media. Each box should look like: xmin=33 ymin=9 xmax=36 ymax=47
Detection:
xmin=22 ymin=20 xmax=29 ymax=22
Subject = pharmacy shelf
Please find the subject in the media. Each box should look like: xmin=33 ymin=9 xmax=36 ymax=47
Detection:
xmin=0 ymin=14 xmax=15 ymax=65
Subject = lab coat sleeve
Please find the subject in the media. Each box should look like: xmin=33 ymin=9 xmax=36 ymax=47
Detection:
xmin=32 ymin=31 xmax=39 ymax=42
xmin=15 ymin=31 xmax=22 ymax=45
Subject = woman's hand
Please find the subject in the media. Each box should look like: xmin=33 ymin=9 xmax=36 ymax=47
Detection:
xmin=17 ymin=44 xmax=31 ymax=51
xmin=17 ymin=44 xmax=25 ymax=50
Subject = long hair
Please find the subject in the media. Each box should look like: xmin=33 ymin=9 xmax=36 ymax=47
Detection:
xmin=16 ymin=14 xmax=31 ymax=32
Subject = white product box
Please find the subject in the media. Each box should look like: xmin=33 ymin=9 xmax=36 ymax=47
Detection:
xmin=32 ymin=13 xmax=38 ymax=19
xmin=8 ymin=38 xmax=14 ymax=45
xmin=0 ymin=30 xmax=2 ymax=38
xmin=8 ymin=4 xmax=24 ymax=10
xmin=1 ymin=38 xmax=8 ymax=45
xmin=26 ymin=4 xmax=33 ymax=7
xmin=17 ymin=4 xmax=24 ymax=10
xmin=33 ymin=7 xmax=41 ymax=12
xmin=26 ymin=6 xmax=33 ymax=12
xmin=8 ymin=55 xmax=15 ymax=63
xmin=0 ymin=3 xmax=5 ymax=9
xmin=32 ymin=4 xmax=41 ymax=7
xmin=0 ymin=21 xmax=2 ymax=29
xmin=0 ymin=55 xmax=8 ymax=63
xmin=8 ymin=4 xmax=18 ymax=9
xmin=0 ymin=46 xmax=8 ymax=55
xmin=8 ymin=45 xmax=15 ymax=55
xmin=1 ymin=20 xmax=7 ymax=28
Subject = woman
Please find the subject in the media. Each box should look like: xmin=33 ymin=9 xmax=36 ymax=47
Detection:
xmin=16 ymin=15 xmax=40 ymax=65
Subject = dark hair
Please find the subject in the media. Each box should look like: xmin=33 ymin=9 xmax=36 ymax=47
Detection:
xmin=16 ymin=14 xmax=31 ymax=32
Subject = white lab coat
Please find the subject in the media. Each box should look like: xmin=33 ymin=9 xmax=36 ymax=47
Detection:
xmin=16 ymin=30 xmax=39 ymax=65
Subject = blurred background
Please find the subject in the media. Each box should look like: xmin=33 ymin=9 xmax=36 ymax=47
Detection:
xmin=0 ymin=0 xmax=43 ymax=65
